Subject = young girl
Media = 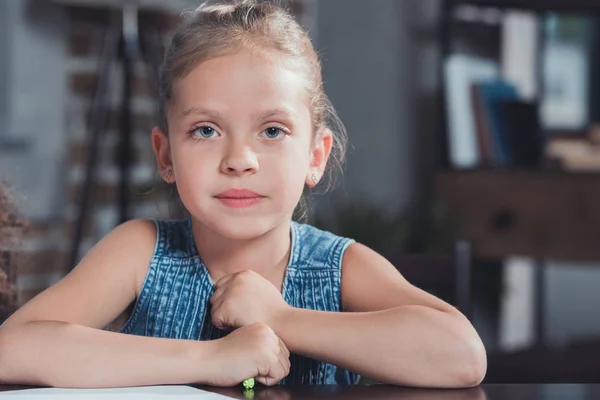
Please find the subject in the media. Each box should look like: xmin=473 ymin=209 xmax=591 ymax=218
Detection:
xmin=0 ymin=0 xmax=486 ymax=389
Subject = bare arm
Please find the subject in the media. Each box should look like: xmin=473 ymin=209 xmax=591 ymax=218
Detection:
xmin=0 ymin=320 xmax=216 ymax=388
xmin=274 ymin=243 xmax=487 ymax=388
xmin=0 ymin=220 xmax=215 ymax=388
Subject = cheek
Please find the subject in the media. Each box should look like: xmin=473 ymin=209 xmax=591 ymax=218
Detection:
xmin=171 ymin=145 xmax=215 ymax=191
xmin=267 ymin=145 xmax=310 ymax=195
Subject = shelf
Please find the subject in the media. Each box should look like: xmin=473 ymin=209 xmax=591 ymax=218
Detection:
xmin=452 ymin=0 xmax=600 ymax=12
xmin=439 ymin=168 xmax=600 ymax=177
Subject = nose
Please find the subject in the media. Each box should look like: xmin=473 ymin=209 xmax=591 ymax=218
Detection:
xmin=220 ymin=139 xmax=259 ymax=176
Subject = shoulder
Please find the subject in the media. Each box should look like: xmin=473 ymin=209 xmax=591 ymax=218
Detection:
xmin=111 ymin=217 xmax=157 ymax=234
xmin=340 ymin=241 xmax=404 ymax=288
xmin=340 ymin=242 xmax=458 ymax=314
xmin=341 ymin=242 xmax=391 ymax=271
xmin=291 ymin=222 xmax=354 ymax=270
xmin=100 ymin=219 xmax=158 ymax=286
xmin=104 ymin=218 xmax=158 ymax=255
xmin=340 ymin=242 xmax=407 ymax=311
xmin=293 ymin=221 xmax=353 ymax=248
xmin=1 ymin=219 xmax=158 ymax=330
xmin=99 ymin=218 xmax=157 ymax=251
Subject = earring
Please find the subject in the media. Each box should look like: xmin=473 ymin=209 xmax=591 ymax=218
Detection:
xmin=165 ymin=170 xmax=172 ymax=183
xmin=311 ymin=173 xmax=319 ymax=184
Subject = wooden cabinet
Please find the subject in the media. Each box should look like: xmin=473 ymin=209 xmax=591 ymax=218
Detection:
xmin=437 ymin=171 xmax=600 ymax=261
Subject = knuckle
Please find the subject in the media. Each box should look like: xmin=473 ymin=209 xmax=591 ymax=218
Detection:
xmin=253 ymin=322 xmax=272 ymax=334
xmin=222 ymin=299 xmax=233 ymax=311
xmin=248 ymin=323 xmax=271 ymax=343
xmin=238 ymin=270 xmax=252 ymax=281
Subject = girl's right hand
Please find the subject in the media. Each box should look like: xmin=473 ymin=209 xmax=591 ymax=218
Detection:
xmin=205 ymin=322 xmax=291 ymax=387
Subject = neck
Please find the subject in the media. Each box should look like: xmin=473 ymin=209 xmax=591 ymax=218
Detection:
xmin=191 ymin=219 xmax=293 ymax=283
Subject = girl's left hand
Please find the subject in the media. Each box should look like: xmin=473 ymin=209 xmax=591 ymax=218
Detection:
xmin=210 ymin=270 xmax=292 ymax=330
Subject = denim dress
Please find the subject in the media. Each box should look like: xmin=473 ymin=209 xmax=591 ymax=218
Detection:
xmin=120 ymin=218 xmax=360 ymax=384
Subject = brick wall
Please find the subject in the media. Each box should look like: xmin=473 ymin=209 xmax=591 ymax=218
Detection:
xmin=12 ymin=5 xmax=176 ymax=306
xmin=13 ymin=0 xmax=313 ymax=307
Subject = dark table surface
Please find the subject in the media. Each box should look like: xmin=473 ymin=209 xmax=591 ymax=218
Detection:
xmin=2 ymin=384 xmax=600 ymax=399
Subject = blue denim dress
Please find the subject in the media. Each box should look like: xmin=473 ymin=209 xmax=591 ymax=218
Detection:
xmin=120 ymin=218 xmax=360 ymax=385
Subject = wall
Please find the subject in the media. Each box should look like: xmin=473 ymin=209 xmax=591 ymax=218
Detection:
xmin=0 ymin=0 xmax=68 ymax=220
xmin=316 ymin=0 xmax=416 ymax=215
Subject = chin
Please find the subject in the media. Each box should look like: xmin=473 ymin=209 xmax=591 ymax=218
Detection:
xmin=205 ymin=214 xmax=279 ymax=241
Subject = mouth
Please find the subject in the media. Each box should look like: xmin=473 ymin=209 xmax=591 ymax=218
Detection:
xmin=214 ymin=189 xmax=266 ymax=208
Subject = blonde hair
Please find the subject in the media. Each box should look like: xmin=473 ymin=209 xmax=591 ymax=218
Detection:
xmin=158 ymin=0 xmax=347 ymax=203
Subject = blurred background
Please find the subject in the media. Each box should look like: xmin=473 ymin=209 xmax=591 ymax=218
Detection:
xmin=1 ymin=0 xmax=600 ymax=383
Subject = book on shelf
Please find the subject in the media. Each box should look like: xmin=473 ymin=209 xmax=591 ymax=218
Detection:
xmin=445 ymin=58 xmax=542 ymax=168
xmin=444 ymin=10 xmax=542 ymax=169
xmin=499 ymin=100 xmax=542 ymax=168
xmin=444 ymin=54 xmax=498 ymax=169
xmin=472 ymin=80 xmax=520 ymax=165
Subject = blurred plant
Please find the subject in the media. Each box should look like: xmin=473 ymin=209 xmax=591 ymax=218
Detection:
xmin=421 ymin=202 xmax=458 ymax=255
xmin=313 ymin=203 xmax=409 ymax=256
xmin=312 ymin=202 xmax=456 ymax=257
xmin=0 ymin=181 xmax=25 ymax=241
xmin=0 ymin=180 xmax=25 ymax=322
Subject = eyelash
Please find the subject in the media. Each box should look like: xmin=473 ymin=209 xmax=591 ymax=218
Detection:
xmin=187 ymin=124 xmax=290 ymax=141
xmin=188 ymin=124 xmax=219 ymax=141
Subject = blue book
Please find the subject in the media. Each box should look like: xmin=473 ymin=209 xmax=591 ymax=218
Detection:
xmin=477 ymin=81 xmax=520 ymax=165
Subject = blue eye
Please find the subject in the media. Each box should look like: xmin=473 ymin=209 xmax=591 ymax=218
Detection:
xmin=263 ymin=127 xmax=284 ymax=139
xmin=190 ymin=125 xmax=218 ymax=139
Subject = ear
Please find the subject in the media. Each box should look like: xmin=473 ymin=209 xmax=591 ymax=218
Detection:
xmin=151 ymin=126 xmax=174 ymax=183
xmin=305 ymin=127 xmax=333 ymax=188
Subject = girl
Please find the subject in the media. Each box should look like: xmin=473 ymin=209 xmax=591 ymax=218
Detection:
xmin=0 ymin=0 xmax=486 ymax=389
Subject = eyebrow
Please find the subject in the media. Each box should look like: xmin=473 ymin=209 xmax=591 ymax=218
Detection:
xmin=255 ymin=108 xmax=298 ymax=121
xmin=181 ymin=107 xmax=298 ymax=121
xmin=181 ymin=107 xmax=222 ymax=119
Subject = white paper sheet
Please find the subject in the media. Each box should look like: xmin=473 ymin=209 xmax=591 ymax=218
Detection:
xmin=0 ymin=385 xmax=234 ymax=399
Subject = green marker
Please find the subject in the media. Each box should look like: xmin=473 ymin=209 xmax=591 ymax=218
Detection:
xmin=242 ymin=377 xmax=255 ymax=390
xmin=242 ymin=378 xmax=255 ymax=400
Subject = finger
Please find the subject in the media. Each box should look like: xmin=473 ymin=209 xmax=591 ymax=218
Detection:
xmin=277 ymin=346 xmax=290 ymax=377
xmin=278 ymin=337 xmax=290 ymax=360
xmin=210 ymin=301 xmax=228 ymax=329
xmin=279 ymin=340 xmax=291 ymax=373
xmin=255 ymin=363 xmax=278 ymax=387
xmin=256 ymin=375 xmax=271 ymax=387
xmin=210 ymin=285 xmax=227 ymax=305
xmin=255 ymin=370 xmax=277 ymax=386
xmin=257 ymin=374 xmax=283 ymax=387
xmin=212 ymin=294 xmax=236 ymax=322
xmin=272 ymin=352 xmax=289 ymax=384
xmin=214 ymin=273 xmax=236 ymax=288
xmin=210 ymin=293 xmax=223 ymax=314
xmin=260 ymin=348 xmax=289 ymax=386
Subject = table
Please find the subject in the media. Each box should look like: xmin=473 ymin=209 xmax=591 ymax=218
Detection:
xmin=2 ymin=384 xmax=600 ymax=399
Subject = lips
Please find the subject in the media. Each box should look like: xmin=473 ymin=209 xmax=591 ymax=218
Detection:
xmin=215 ymin=189 xmax=265 ymax=208
xmin=215 ymin=189 xmax=264 ymax=199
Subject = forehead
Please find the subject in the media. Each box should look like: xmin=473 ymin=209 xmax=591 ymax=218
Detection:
xmin=169 ymin=48 xmax=311 ymax=121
